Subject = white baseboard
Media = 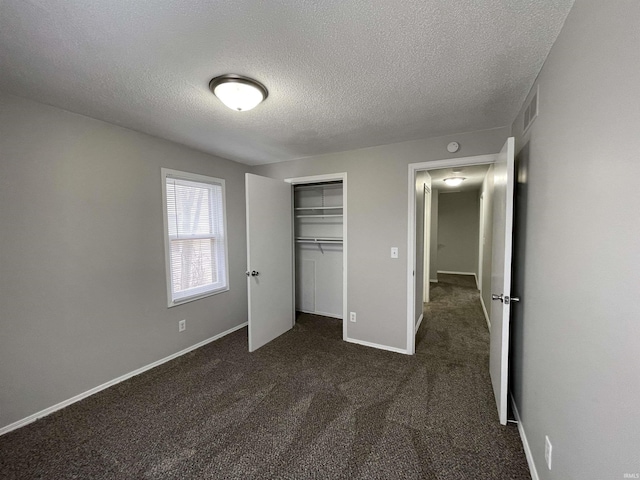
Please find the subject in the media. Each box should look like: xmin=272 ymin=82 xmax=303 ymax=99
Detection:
xmin=415 ymin=313 xmax=424 ymax=333
xmin=345 ymin=337 xmax=409 ymax=355
xmin=479 ymin=295 xmax=491 ymax=331
xmin=0 ymin=322 xmax=248 ymax=437
xmin=429 ymin=279 xmax=438 ymax=283
xmin=437 ymin=270 xmax=476 ymax=276
xmin=296 ymin=309 xmax=342 ymax=320
xmin=510 ymin=392 xmax=540 ymax=480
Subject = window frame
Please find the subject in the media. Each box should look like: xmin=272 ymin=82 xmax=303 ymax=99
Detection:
xmin=161 ymin=168 xmax=230 ymax=307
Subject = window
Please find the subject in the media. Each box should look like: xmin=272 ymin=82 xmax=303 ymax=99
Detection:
xmin=162 ymin=169 xmax=229 ymax=306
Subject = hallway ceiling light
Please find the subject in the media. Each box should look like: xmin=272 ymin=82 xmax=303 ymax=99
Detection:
xmin=443 ymin=177 xmax=466 ymax=187
xmin=209 ymin=74 xmax=268 ymax=112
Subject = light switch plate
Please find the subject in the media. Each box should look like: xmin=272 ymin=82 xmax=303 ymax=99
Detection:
xmin=391 ymin=247 xmax=399 ymax=259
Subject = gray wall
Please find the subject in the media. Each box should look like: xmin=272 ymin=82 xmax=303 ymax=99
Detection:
xmin=479 ymin=166 xmax=494 ymax=314
xmin=436 ymin=191 xmax=480 ymax=276
xmin=252 ymin=128 xmax=508 ymax=350
xmin=0 ymin=94 xmax=249 ymax=429
xmin=429 ymin=189 xmax=439 ymax=282
xmin=509 ymin=1 xmax=640 ymax=478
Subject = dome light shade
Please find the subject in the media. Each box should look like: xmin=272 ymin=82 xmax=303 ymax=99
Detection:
xmin=443 ymin=177 xmax=466 ymax=187
xmin=209 ymin=74 xmax=268 ymax=112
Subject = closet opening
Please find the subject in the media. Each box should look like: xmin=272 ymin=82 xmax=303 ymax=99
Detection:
xmin=287 ymin=174 xmax=347 ymax=341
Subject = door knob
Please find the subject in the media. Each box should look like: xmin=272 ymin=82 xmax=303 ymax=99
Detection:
xmin=510 ymin=296 xmax=520 ymax=303
xmin=251 ymin=270 xmax=260 ymax=277
xmin=492 ymin=293 xmax=504 ymax=302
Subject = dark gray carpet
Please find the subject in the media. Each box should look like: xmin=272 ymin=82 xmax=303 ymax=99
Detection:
xmin=0 ymin=275 xmax=530 ymax=479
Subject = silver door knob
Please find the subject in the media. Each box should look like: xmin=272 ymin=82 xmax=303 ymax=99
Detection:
xmin=251 ymin=270 xmax=260 ymax=276
xmin=492 ymin=294 xmax=504 ymax=302
xmin=510 ymin=296 xmax=520 ymax=303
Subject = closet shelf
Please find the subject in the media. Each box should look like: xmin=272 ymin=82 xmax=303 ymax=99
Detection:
xmin=295 ymin=214 xmax=343 ymax=218
xmin=296 ymin=237 xmax=343 ymax=244
xmin=294 ymin=206 xmax=343 ymax=211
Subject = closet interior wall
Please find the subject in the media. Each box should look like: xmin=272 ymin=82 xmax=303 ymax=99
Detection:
xmin=294 ymin=182 xmax=343 ymax=319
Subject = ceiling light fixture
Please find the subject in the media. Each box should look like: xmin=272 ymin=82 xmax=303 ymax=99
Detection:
xmin=209 ymin=74 xmax=268 ymax=112
xmin=443 ymin=177 xmax=466 ymax=187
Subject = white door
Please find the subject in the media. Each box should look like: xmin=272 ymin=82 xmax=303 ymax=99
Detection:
xmin=245 ymin=173 xmax=294 ymax=352
xmin=489 ymin=137 xmax=516 ymax=425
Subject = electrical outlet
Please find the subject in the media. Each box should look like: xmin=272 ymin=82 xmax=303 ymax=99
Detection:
xmin=349 ymin=312 xmax=356 ymax=323
xmin=545 ymin=435 xmax=552 ymax=470
xmin=179 ymin=319 xmax=186 ymax=332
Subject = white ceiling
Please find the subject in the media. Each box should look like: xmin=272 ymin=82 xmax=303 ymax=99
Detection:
xmin=0 ymin=1 xmax=574 ymax=166
xmin=429 ymin=164 xmax=491 ymax=193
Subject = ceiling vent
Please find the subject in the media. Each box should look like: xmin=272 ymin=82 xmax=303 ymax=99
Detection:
xmin=523 ymin=86 xmax=539 ymax=133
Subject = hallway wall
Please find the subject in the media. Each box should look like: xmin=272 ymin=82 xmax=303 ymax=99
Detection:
xmin=436 ymin=191 xmax=480 ymax=277
xmin=479 ymin=166 xmax=495 ymax=315
xmin=414 ymin=170 xmax=430 ymax=322
xmin=429 ymin=189 xmax=439 ymax=282
xmin=509 ymin=1 xmax=640 ymax=478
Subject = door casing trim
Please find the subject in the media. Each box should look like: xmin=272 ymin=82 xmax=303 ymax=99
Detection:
xmin=407 ymin=154 xmax=497 ymax=354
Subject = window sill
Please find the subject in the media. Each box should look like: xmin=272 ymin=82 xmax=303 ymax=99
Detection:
xmin=167 ymin=286 xmax=229 ymax=308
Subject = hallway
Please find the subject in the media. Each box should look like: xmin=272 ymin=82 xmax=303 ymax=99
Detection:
xmin=414 ymin=273 xmax=530 ymax=478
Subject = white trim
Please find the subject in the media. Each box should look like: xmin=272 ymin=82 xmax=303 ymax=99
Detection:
xmin=286 ymin=173 xmax=348 ymax=342
xmin=437 ymin=270 xmax=476 ymax=276
xmin=161 ymin=168 xmax=230 ymax=308
xmin=480 ymin=294 xmax=491 ymax=331
xmin=0 ymin=322 xmax=247 ymax=437
xmin=407 ymin=154 xmax=498 ymax=355
xmin=285 ymin=173 xmax=344 ymax=185
xmin=345 ymin=337 xmax=409 ymax=355
xmin=410 ymin=154 xmax=498 ymax=173
xmin=429 ymin=279 xmax=438 ymax=283
xmin=415 ymin=313 xmax=424 ymax=333
xmin=510 ymin=393 xmax=540 ymax=480
xmin=296 ymin=309 xmax=343 ymax=320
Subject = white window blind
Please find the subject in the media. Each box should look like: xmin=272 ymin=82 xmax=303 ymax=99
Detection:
xmin=162 ymin=169 xmax=229 ymax=306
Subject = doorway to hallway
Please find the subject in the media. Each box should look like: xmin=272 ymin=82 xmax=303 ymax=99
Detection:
xmin=407 ymin=138 xmax=516 ymax=425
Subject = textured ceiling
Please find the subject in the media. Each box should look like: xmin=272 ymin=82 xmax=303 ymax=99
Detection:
xmin=430 ymin=164 xmax=491 ymax=192
xmin=0 ymin=0 xmax=574 ymax=165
